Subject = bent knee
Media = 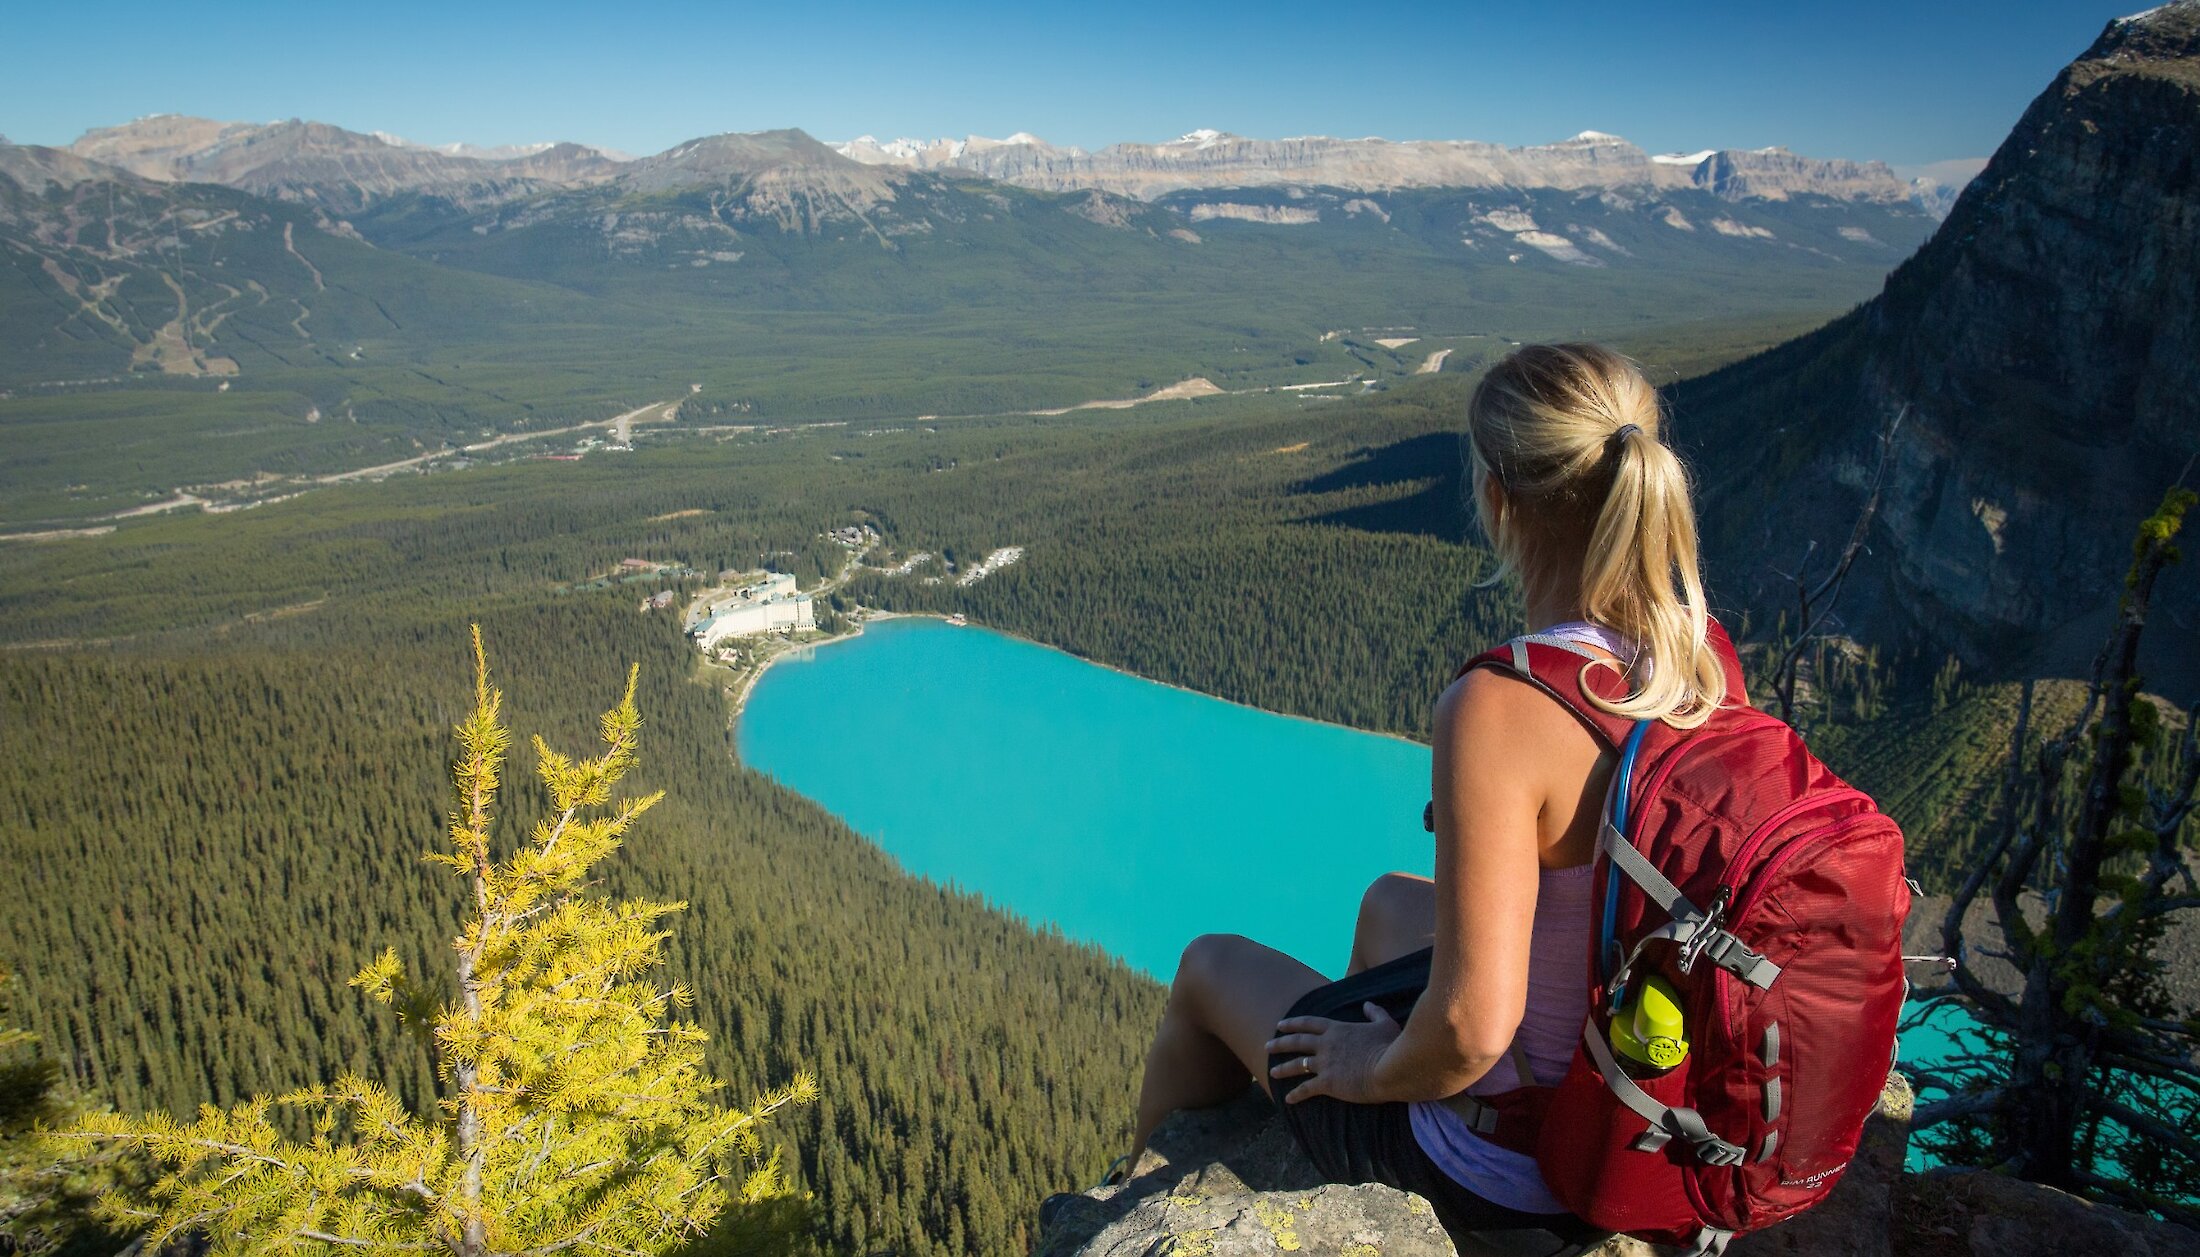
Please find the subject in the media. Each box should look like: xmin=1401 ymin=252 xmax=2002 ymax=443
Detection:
xmin=1359 ymin=871 xmax=1431 ymax=920
xmin=1172 ymin=932 xmax=1254 ymax=994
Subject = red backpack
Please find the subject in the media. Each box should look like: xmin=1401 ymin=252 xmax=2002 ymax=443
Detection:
xmin=1441 ymin=620 xmax=1909 ymax=1255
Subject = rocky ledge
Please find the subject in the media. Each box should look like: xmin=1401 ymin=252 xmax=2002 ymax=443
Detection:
xmin=1036 ymin=1074 xmax=2196 ymax=1256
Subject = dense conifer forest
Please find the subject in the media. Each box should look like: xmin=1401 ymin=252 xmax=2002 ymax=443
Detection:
xmin=0 ymin=375 xmax=2034 ymax=1253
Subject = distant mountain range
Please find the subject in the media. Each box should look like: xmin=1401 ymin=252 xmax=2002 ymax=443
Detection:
xmin=833 ymin=127 xmax=1945 ymax=209
xmin=37 ymin=113 xmax=1966 ymax=219
xmin=64 ymin=114 xmax=625 ymax=213
xmin=0 ymin=101 xmax=1952 ymax=527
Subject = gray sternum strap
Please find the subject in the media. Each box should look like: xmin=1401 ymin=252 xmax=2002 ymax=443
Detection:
xmin=1582 ymin=1020 xmax=1746 ymax=1167
xmin=1600 ymin=821 xmax=1782 ymax=990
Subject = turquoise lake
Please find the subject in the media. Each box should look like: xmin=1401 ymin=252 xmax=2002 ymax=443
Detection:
xmin=738 ymin=617 xmax=1435 ymax=978
xmin=740 ymin=614 xmax=1971 ymax=1164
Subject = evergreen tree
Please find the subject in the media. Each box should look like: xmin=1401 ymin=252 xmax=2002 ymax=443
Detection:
xmin=1920 ymin=489 xmax=2200 ymax=1222
xmin=65 ymin=630 xmax=816 ymax=1257
xmin=3 ymin=961 xmax=122 ymax=1257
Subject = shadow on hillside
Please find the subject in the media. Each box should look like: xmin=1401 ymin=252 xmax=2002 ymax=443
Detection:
xmin=1291 ymin=431 xmax=1471 ymax=540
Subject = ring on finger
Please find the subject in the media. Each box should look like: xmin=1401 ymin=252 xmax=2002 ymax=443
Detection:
xmin=1299 ymin=1055 xmax=1317 ymax=1076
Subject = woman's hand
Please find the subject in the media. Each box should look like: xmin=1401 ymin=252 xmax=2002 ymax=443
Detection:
xmin=1265 ymin=1002 xmax=1403 ymax=1104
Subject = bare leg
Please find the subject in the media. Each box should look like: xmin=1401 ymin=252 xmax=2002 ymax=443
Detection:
xmin=1347 ymin=872 xmax=1436 ymax=975
xmin=1129 ymin=933 xmax=1328 ymax=1167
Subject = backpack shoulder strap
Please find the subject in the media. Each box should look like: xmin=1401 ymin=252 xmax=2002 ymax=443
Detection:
xmin=1704 ymin=616 xmax=1749 ymax=706
xmin=1459 ymin=634 xmax=1637 ymax=749
xmin=1424 ymin=617 xmax=1748 ymax=833
xmin=1457 ymin=614 xmax=1750 ymax=745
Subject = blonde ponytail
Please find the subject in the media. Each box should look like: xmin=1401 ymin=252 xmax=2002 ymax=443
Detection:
xmin=1466 ymin=344 xmax=1727 ymax=727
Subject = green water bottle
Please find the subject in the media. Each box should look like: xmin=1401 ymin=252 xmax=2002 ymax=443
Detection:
xmin=1610 ymin=976 xmax=1690 ymax=1074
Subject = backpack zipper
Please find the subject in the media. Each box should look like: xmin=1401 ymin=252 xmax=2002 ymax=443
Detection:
xmin=1715 ymin=812 xmax=1887 ymax=1039
xmin=1715 ymin=787 xmax=1873 ymax=901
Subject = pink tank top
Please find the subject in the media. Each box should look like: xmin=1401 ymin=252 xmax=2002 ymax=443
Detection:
xmin=1407 ymin=621 xmax=1621 ymax=1213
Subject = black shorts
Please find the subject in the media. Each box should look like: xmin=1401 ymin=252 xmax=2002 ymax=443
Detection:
xmin=1266 ymin=949 xmax=1609 ymax=1257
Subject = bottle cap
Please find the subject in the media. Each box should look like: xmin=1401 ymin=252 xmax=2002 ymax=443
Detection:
xmin=1611 ymin=976 xmax=1689 ymax=1070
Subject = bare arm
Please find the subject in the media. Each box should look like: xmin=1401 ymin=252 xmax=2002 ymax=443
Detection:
xmin=1270 ymin=667 xmax=1559 ymax=1105
xmin=1369 ymin=668 xmax=1543 ymax=1100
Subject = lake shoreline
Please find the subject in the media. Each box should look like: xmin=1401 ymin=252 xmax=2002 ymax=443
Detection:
xmin=728 ymin=607 xmax=1435 ymax=752
xmin=723 ymin=609 xmax=910 ymax=719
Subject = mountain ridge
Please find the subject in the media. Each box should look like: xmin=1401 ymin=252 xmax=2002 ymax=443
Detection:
xmin=68 ymin=114 xmax=624 ymax=212
xmin=54 ymin=114 xmax=1961 ymax=217
xmin=832 ymin=127 xmax=1944 ymax=209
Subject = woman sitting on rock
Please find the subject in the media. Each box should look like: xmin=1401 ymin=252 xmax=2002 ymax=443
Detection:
xmin=1121 ymin=343 xmax=1733 ymax=1256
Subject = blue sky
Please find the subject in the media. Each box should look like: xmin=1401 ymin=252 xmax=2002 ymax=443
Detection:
xmin=0 ymin=1 xmax=2147 ymax=167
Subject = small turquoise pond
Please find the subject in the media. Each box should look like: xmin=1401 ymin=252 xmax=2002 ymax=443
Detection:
xmin=739 ymin=615 xmax=1981 ymax=1167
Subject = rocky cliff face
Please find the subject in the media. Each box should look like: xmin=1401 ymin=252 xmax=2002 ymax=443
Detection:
xmin=1038 ymin=1075 xmax=2196 ymax=1256
xmin=1677 ymin=2 xmax=2200 ymax=692
xmin=834 ymin=127 xmax=1924 ymax=209
xmin=1690 ymin=147 xmax=1909 ymax=203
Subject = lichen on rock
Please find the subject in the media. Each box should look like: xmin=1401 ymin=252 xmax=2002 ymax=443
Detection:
xmin=1038 ymin=1072 xmax=2188 ymax=1256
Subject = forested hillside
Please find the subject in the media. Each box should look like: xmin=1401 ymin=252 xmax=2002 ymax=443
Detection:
xmin=2 ymin=599 xmax=1163 ymax=1255
xmin=3 ymin=122 xmax=1928 ymax=532
xmin=0 ymin=374 xmax=2045 ymax=1257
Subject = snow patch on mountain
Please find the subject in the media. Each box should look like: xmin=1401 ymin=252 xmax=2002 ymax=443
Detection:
xmin=370 ymin=132 xmax=563 ymax=161
xmin=1710 ymin=217 xmax=1775 ymax=239
xmin=1514 ymin=230 xmax=1601 ymax=265
xmin=1475 ymin=208 xmax=1540 ymax=233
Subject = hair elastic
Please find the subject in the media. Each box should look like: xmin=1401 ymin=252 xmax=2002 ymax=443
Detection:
xmin=1614 ymin=423 xmax=1642 ymax=442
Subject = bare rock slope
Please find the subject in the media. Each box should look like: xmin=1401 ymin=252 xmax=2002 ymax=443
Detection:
xmin=1038 ymin=1075 xmax=2194 ymax=1256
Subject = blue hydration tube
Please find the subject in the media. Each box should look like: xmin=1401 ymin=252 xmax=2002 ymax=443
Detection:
xmin=1600 ymin=721 xmax=1654 ymax=998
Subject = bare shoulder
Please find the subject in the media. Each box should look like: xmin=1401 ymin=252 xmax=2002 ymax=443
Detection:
xmin=1433 ymin=665 xmax=1602 ymax=768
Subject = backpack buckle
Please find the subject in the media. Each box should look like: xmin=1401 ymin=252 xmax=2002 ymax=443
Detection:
xmin=1674 ymin=888 xmax=1730 ymax=976
xmin=1691 ymin=1130 xmax=1748 ymax=1167
xmin=1693 ymin=930 xmax=1782 ymax=989
xmin=1671 ymin=887 xmax=1782 ymax=989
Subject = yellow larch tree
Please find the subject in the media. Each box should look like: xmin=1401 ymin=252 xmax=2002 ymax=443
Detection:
xmin=68 ymin=628 xmax=816 ymax=1257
